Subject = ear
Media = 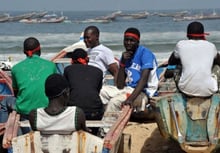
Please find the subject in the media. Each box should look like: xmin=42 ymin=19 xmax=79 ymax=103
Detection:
xmin=71 ymin=59 xmax=74 ymax=64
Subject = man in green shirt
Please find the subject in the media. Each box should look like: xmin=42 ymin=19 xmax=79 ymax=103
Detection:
xmin=11 ymin=37 xmax=56 ymax=132
xmin=12 ymin=37 xmax=57 ymax=115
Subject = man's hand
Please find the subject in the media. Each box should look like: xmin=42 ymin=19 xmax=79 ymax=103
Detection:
xmin=122 ymin=99 xmax=133 ymax=108
xmin=121 ymin=51 xmax=134 ymax=63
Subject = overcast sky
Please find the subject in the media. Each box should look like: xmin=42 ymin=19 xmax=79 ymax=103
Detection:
xmin=1 ymin=0 xmax=219 ymax=11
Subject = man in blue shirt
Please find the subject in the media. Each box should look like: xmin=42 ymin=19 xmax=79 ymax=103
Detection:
xmin=101 ymin=27 xmax=159 ymax=117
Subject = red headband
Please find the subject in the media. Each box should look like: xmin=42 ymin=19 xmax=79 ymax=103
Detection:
xmin=187 ymin=33 xmax=209 ymax=40
xmin=71 ymin=56 xmax=89 ymax=65
xmin=26 ymin=45 xmax=41 ymax=57
xmin=124 ymin=32 xmax=140 ymax=41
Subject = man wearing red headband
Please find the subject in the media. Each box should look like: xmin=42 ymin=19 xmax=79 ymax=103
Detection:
xmin=166 ymin=21 xmax=220 ymax=97
xmin=11 ymin=37 xmax=57 ymax=133
xmin=101 ymin=27 xmax=159 ymax=120
xmin=64 ymin=48 xmax=104 ymax=135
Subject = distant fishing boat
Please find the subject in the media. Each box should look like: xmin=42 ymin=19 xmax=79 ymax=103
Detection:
xmin=118 ymin=11 xmax=149 ymax=20
xmin=75 ymin=18 xmax=112 ymax=24
xmin=31 ymin=11 xmax=48 ymax=19
xmin=0 ymin=13 xmax=10 ymax=23
xmin=8 ymin=12 xmax=36 ymax=22
xmin=75 ymin=11 xmax=122 ymax=24
xmin=19 ymin=13 xmax=66 ymax=24
xmin=155 ymin=10 xmax=189 ymax=17
xmin=173 ymin=10 xmax=220 ymax=22
xmin=0 ymin=16 xmax=9 ymax=23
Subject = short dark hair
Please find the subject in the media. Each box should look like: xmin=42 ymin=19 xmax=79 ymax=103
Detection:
xmin=23 ymin=37 xmax=40 ymax=51
xmin=84 ymin=25 xmax=100 ymax=37
xmin=187 ymin=21 xmax=205 ymax=40
xmin=23 ymin=37 xmax=41 ymax=56
xmin=187 ymin=21 xmax=204 ymax=34
xmin=124 ymin=27 xmax=140 ymax=38
xmin=71 ymin=48 xmax=87 ymax=60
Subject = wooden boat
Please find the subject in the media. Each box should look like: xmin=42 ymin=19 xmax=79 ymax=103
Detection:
xmin=74 ymin=11 xmax=122 ymax=24
xmin=31 ymin=11 xmax=48 ymax=19
xmin=75 ymin=18 xmax=112 ymax=24
xmin=0 ymin=69 xmax=13 ymax=100
xmin=173 ymin=10 xmax=220 ymax=22
xmin=1 ymin=36 xmax=132 ymax=153
xmin=8 ymin=12 xmax=36 ymax=22
xmin=0 ymin=16 xmax=9 ymax=23
xmin=118 ymin=11 xmax=149 ymax=20
xmin=0 ymin=69 xmax=14 ymax=153
xmin=19 ymin=12 xmax=67 ymax=24
xmin=3 ymin=106 xmax=132 ymax=153
xmin=153 ymin=64 xmax=220 ymax=153
xmin=20 ymin=16 xmax=65 ymax=24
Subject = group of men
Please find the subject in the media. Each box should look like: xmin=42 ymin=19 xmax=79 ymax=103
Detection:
xmin=1 ymin=21 xmax=220 ymax=152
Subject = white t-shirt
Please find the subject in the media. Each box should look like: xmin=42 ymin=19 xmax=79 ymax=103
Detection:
xmin=87 ymin=44 xmax=116 ymax=76
xmin=174 ymin=39 xmax=218 ymax=97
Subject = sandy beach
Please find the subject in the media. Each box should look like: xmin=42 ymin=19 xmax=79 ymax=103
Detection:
xmin=123 ymin=122 xmax=186 ymax=153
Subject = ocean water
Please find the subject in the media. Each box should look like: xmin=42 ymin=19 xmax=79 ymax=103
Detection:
xmin=1 ymin=9 xmax=220 ymax=63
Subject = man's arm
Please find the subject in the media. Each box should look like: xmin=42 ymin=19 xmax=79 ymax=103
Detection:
xmin=76 ymin=108 xmax=86 ymax=131
xmin=123 ymin=69 xmax=150 ymax=105
xmin=116 ymin=63 xmax=126 ymax=89
xmin=108 ymin=63 xmax=119 ymax=85
xmin=214 ymin=53 xmax=220 ymax=66
xmin=164 ymin=52 xmax=181 ymax=78
xmin=29 ymin=110 xmax=37 ymax=131
xmin=116 ymin=51 xmax=133 ymax=89
xmin=13 ymin=89 xmax=18 ymax=97
xmin=168 ymin=52 xmax=180 ymax=65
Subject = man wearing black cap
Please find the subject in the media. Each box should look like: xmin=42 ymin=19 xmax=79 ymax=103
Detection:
xmin=166 ymin=21 xmax=220 ymax=97
xmin=64 ymin=48 xmax=103 ymax=135
xmin=29 ymin=73 xmax=86 ymax=134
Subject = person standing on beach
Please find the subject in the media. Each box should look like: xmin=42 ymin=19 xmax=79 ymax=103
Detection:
xmin=11 ymin=37 xmax=57 ymax=133
xmin=83 ymin=25 xmax=118 ymax=84
xmin=101 ymin=27 xmax=159 ymax=118
xmin=166 ymin=21 xmax=220 ymax=97
xmin=29 ymin=73 xmax=86 ymax=134
xmin=64 ymin=48 xmax=103 ymax=135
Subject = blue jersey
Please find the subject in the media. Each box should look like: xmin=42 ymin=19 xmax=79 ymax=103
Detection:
xmin=123 ymin=45 xmax=159 ymax=97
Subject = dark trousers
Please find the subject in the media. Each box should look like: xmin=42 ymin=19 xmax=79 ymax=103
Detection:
xmin=85 ymin=110 xmax=104 ymax=135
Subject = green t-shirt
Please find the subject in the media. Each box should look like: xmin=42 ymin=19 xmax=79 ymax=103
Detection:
xmin=11 ymin=55 xmax=57 ymax=115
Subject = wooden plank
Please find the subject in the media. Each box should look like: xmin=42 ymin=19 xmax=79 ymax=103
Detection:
xmin=117 ymin=133 xmax=131 ymax=153
xmin=12 ymin=131 xmax=104 ymax=153
xmin=86 ymin=120 xmax=113 ymax=128
xmin=2 ymin=111 xmax=18 ymax=148
xmin=103 ymin=105 xmax=132 ymax=152
xmin=12 ymin=114 xmax=20 ymax=138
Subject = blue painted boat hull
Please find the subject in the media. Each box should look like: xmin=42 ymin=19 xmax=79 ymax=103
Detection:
xmin=155 ymin=93 xmax=220 ymax=153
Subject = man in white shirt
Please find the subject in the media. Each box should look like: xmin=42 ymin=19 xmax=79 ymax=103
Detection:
xmin=166 ymin=21 xmax=220 ymax=97
xmin=83 ymin=26 xmax=118 ymax=85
